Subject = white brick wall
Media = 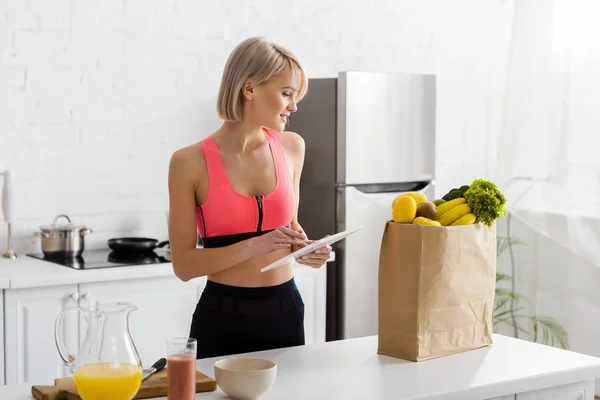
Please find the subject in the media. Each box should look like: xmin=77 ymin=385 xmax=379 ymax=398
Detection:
xmin=0 ymin=0 xmax=514 ymax=254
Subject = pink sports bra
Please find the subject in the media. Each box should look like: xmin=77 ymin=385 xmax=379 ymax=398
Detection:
xmin=196 ymin=127 xmax=296 ymax=248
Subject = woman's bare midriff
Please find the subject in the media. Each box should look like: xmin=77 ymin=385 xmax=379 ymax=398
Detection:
xmin=207 ymin=247 xmax=294 ymax=287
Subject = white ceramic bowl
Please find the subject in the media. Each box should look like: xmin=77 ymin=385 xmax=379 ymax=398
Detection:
xmin=214 ymin=357 xmax=277 ymax=400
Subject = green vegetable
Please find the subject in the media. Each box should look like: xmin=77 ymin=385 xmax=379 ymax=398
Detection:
xmin=432 ymin=199 xmax=446 ymax=206
xmin=463 ymin=179 xmax=507 ymax=227
xmin=443 ymin=189 xmax=463 ymax=201
xmin=442 ymin=185 xmax=471 ymax=201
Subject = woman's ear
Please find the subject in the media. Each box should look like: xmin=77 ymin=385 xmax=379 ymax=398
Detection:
xmin=241 ymin=80 xmax=255 ymax=100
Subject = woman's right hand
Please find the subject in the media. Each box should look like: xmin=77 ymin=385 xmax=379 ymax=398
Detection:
xmin=249 ymin=227 xmax=308 ymax=256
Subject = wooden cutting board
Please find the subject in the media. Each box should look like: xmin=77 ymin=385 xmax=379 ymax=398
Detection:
xmin=31 ymin=368 xmax=217 ymax=400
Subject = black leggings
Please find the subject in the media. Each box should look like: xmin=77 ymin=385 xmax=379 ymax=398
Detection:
xmin=189 ymin=278 xmax=305 ymax=359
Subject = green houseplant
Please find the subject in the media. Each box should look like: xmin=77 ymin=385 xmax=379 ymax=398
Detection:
xmin=494 ymin=236 xmax=569 ymax=349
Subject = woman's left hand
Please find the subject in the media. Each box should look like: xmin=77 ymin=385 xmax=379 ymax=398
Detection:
xmin=294 ymin=236 xmax=332 ymax=269
xmin=290 ymin=223 xmax=331 ymax=269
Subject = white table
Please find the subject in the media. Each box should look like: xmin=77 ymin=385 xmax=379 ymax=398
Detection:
xmin=2 ymin=334 xmax=600 ymax=400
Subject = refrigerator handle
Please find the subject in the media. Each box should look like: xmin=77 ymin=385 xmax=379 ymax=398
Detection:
xmin=348 ymin=180 xmax=431 ymax=194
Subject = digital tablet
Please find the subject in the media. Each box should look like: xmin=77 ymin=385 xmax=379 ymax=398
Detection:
xmin=260 ymin=227 xmax=363 ymax=273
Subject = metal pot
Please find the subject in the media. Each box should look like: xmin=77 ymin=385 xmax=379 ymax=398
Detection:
xmin=37 ymin=214 xmax=92 ymax=258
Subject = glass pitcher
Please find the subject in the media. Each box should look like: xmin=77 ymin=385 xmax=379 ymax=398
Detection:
xmin=55 ymin=302 xmax=143 ymax=400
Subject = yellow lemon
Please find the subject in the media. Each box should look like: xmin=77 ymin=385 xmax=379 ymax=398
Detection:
xmin=392 ymin=192 xmax=428 ymax=209
xmin=392 ymin=196 xmax=417 ymax=223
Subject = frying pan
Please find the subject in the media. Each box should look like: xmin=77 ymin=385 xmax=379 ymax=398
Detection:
xmin=108 ymin=237 xmax=169 ymax=253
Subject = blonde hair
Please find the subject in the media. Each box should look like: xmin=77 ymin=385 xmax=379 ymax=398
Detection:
xmin=217 ymin=37 xmax=308 ymax=122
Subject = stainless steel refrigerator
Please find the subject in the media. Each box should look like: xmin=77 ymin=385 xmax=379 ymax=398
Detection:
xmin=287 ymin=71 xmax=436 ymax=341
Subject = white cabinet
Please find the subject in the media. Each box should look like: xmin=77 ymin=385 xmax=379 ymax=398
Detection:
xmin=79 ymin=276 xmax=206 ymax=367
xmin=294 ymin=265 xmax=327 ymax=345
xmin=484 ymin=381 xmax=595 ymax=400
xmin=3 ymin=277 xmax=206 ymax=385
xmin=516 ymin=381 xmax=594 ymax=399
xmin=4 ymin=284 xmax=79 ymax=385
xmin=0 ymin=290 xmax=4 ymax=385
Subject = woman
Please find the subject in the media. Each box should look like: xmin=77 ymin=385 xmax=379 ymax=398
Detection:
xmin=168 ymin=37 xmax=332 ymax=359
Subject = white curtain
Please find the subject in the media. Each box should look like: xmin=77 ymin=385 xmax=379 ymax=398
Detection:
xmin=496 ymin=0 xmax=600 ymax=266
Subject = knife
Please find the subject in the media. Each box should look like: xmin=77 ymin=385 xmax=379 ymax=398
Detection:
xmin=142 ymin=358 xmax=167 ymax=381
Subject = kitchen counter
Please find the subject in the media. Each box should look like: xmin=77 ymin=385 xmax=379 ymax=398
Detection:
xmin=0 ymin=249 xmax=330 ymax=289
xmin=0 ymin=253 xmax=181 ymax=289
xmin=3 ymin=334 xmax=600 ymax=400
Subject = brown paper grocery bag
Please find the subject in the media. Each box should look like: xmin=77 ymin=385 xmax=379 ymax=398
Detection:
xmin=377 ymin=221 xmax=496 ymax=361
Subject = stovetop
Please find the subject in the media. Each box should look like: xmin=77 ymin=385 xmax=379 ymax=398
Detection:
xmin=27 ymin=249 xmax=171 ymax=270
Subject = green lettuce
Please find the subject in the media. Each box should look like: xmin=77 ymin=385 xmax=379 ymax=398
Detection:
xmin=463 ymin=179 xmax=507 ymax=227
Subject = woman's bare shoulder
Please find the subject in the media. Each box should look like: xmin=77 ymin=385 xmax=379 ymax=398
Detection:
xmin=277 ymin=131 xmax=305 ymax=157
xmin=171 ymin=140 xmax=206 ymax=165
xmin=169 ymin=141 xmax=206 ymax=180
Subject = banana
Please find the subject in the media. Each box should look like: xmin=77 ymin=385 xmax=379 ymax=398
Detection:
xmin=412 ymin=217 xmax=441 ymax=226
xmin=450 ymin=212 xmax=477 ymax=226
xmin=437 ymin=204 xmax=472 ymax=226
xmin=434 ymin=197 xmax=466 ymax=219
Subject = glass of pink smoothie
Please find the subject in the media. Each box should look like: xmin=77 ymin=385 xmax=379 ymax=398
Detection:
xmin=167 ymin=338 xmax=197 ymax=400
